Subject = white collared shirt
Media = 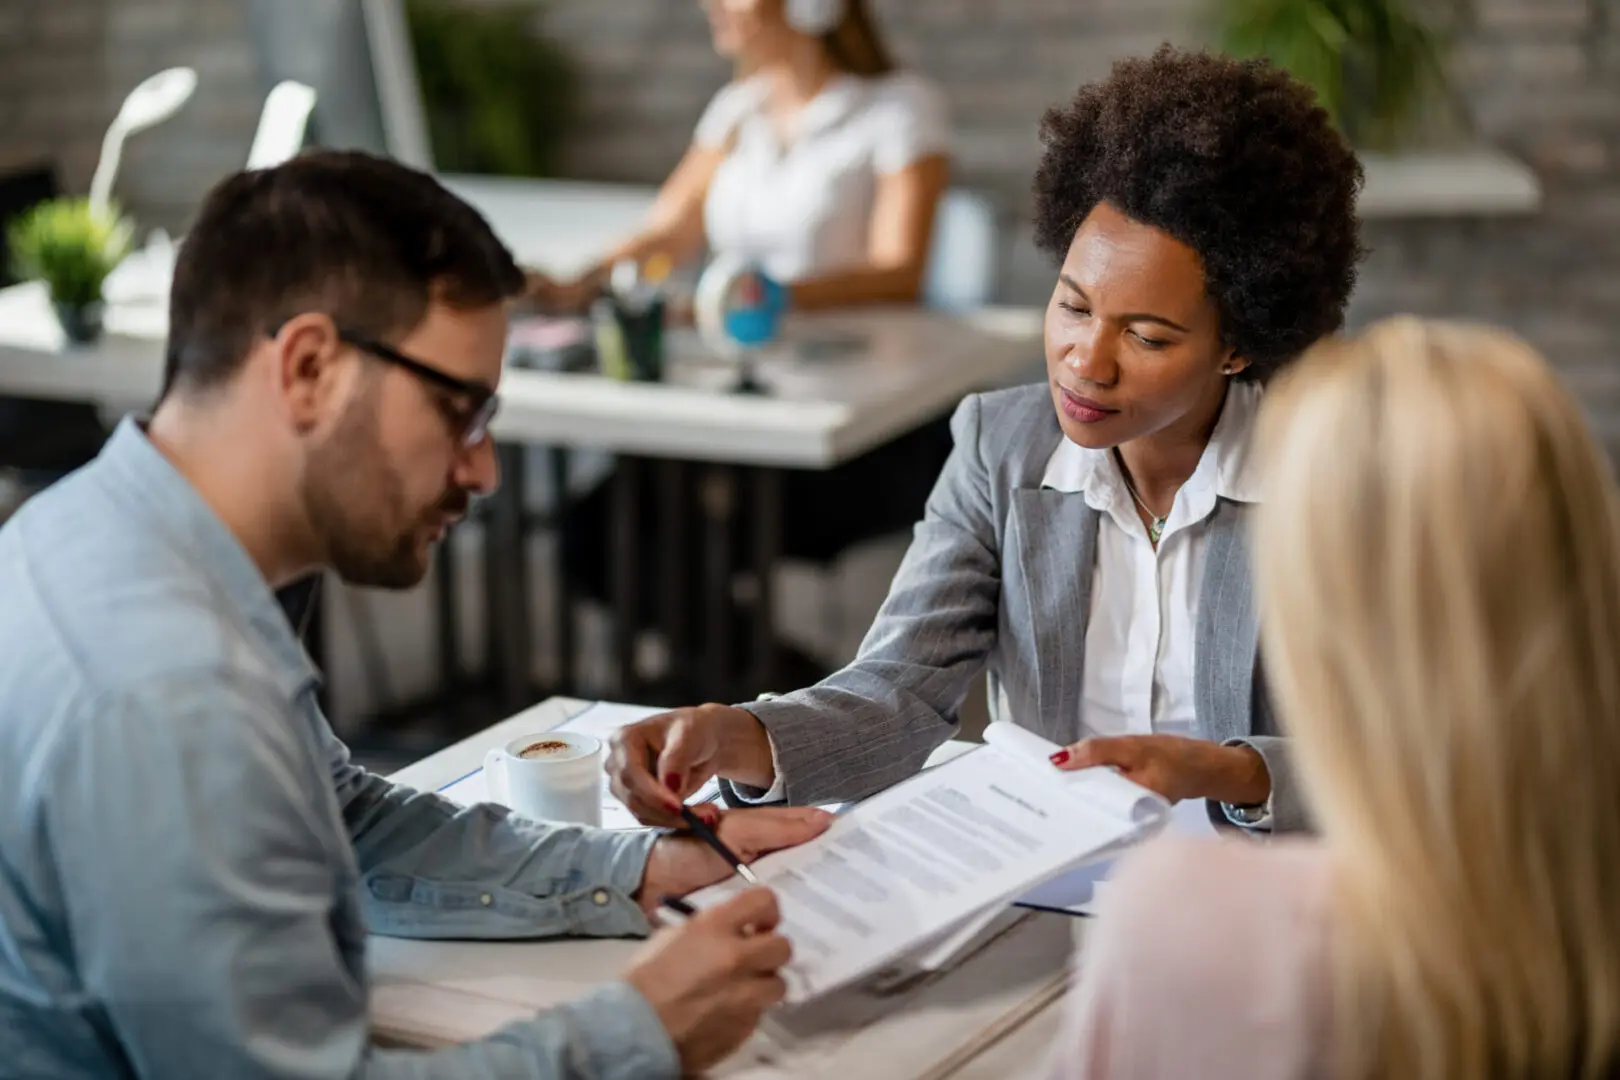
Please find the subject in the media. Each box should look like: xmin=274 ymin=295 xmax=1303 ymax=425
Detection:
xmin=742 ymin=382 xmax=1264 ymax=808
xmin=694 ymin=71 xmax=950 ymax=284
xmin=1042 ymin=380 xmax=1264 ymax=742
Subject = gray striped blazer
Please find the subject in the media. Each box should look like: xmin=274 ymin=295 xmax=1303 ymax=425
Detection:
xmin=728 ymin=382 xmax=1305 ymax=832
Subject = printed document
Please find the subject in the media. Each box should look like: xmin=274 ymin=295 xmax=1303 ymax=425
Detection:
xmin=685 ymin=721 xmax=1169 ymax=1002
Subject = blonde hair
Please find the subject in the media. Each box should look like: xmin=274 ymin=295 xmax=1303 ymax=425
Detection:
xmin=1256 ymin=316 xmax=1620 ymax=1079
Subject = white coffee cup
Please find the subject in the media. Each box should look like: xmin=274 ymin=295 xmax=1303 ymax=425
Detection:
xmin=484 ymin=731 xmax=604 ymax=826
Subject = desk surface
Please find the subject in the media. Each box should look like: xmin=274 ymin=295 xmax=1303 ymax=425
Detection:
xmin=0 ymin=281 xmax=1040 ymax=468
xmin=378 ymin=697 xmax=1075 ymax=1080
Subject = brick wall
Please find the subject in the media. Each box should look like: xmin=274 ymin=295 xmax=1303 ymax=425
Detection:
xmin=1 ymin=0 xmax=1616 ymax=442
xmin=0 ymin=0 xmax=263 ymax=233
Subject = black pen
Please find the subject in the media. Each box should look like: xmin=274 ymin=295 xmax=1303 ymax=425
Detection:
xmin=657 ymin=894 xmax=698 ymax=926
xmin=678 ymin=804 xmax=761 ymax=885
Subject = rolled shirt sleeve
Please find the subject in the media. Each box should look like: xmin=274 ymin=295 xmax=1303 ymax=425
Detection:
xmin=45 ymin=671 xmax=678 ymax=1080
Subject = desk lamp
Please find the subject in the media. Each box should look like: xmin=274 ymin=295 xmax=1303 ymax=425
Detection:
xmin=88 ymin=66 xmax=198 ymax=215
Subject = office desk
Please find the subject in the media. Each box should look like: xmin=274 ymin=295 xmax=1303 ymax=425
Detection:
xmin=0 ymin=282 xmax=1039 ymax=465
xmin=377 ymin=697 xmax=1075 ymax=1080
xmin=0 ymin=281 xmax=1040 ymax=711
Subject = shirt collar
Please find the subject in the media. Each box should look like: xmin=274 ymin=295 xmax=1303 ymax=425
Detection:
xmin=97 ymin=417 xmax=321 ymax=700
xmin=739 ymin=72 xmax=865 ymax=144
xmin=1041 ymin=379 xmax=1265 ymax=512
xmin=795 ymin=74 xmax=864 ymax=138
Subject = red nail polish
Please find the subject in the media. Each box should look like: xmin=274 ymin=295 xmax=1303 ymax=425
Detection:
xmin=663 ymin=773 xmax=681 ymax=792
xmin=1049 ymin=750 xmax=1070 ymax=765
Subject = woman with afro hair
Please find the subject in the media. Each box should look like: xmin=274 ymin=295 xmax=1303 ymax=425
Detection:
xmin=606 ymin=45 xmax=1363 ymax=837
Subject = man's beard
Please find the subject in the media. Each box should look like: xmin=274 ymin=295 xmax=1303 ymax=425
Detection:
xmin=300 ymin=399 xmax=464 ymax=590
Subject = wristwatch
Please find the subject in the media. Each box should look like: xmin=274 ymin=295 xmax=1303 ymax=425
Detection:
xmin=1222 ymin=796 xmax=1273 ymax=828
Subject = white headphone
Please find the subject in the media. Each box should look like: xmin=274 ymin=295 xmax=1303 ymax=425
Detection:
xmin=785 ymin=0 xmax=846 ymax=35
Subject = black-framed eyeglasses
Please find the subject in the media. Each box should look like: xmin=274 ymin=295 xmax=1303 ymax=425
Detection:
xmin=337 ymin=330 xmax=499 ymax=448
xmin=265 ymin=320 xmax=499 ymax=447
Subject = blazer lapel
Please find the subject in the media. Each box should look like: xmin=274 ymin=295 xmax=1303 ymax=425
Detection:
xmin=1195 ymin=498 xmax=1260 ymax=744
xmin=1005 ymin=489 xmax=1098 ymax=746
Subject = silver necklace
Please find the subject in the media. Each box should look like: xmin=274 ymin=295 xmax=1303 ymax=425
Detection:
xmin=1116 ymin=452 xmax=1168 ymax=546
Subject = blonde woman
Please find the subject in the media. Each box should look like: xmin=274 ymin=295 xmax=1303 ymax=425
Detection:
xmin=1049 ymin=316 xmax=1620 ymax=1079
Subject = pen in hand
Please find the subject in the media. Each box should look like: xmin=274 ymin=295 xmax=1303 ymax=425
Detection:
xmin=649 ymin=746 xmax=763 ymax=886
xmin=679 ymin=803 xmax=762 ymax=885
xmin=657 ymin=894 xmax=698 ymax=927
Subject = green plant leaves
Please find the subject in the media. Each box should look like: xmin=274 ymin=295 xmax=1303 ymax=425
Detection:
xmin=405 ymin=0 xmax=579 ymax=177
xmin=1213 ymin=0 xmax=1447 ymax=149
xmin=6 ymin=198 xmax=134 ymax=307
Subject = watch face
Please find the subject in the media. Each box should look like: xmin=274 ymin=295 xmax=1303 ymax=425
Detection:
xmin=1225 ymin=800 xmax=1270 ymax=825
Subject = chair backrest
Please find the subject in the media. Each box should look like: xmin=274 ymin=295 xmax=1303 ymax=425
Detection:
xmin=923 ymin=188 xmax=998 ymax=311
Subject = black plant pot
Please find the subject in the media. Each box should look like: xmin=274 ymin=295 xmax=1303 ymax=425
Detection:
xmin=52 ymin=300 xmax=104 ymax=345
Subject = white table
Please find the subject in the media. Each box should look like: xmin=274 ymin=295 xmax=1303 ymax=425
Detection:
xmin=378 ymin=697 xmax=1077 ymax=1080
xmin=0 ymin=277 xmax=1041 ymax=711
xmin=0 ymin=281 xmax=1040 ymax=468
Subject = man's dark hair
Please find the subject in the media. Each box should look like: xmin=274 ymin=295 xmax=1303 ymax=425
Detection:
xmin=1032 ymin=45 xmax=1365 ymax=380
xmin=163 ymin=150 xmax=523 ymax=395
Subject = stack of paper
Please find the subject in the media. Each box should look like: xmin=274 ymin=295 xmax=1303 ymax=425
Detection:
xmin=371 ymin=907 xmax=1080 ymax=1080
xmin=683 ymin=721 xmax=1171 ymax=1004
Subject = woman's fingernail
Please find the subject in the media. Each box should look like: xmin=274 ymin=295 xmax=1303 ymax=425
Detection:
xmin=663 ymin=773 xmax=681 ymax=792
xmin=1049 ymin=750 xmax=1070 ymax=765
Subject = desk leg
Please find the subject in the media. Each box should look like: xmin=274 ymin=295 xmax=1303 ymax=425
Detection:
xmin=486 ymin=442 xmax=531 ymax=710
xmin=548 ymin=446 xmax=574 ymax=695
xmin=657 ymin=459 xmax=690 ymax=698
xmin=701 ymin=464 xmax=736 ymax=700
xmin=749 ymin=467 xmax=782 ymax=695
xmin=433 ymin=536 xmax=459 ymax=690
xmin=610 ymin=456 xmax=642 ymax=697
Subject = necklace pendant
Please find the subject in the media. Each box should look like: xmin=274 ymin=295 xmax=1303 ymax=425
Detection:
xmin=1148 ymin=517 xmax=1165 ymax=545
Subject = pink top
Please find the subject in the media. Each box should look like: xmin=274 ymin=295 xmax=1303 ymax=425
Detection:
xmin=1048 ymin=834 xmax=1338 ymax=1080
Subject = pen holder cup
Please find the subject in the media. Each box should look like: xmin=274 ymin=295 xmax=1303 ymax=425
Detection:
xmin=596 ymin=297 xmax=666 ymax=382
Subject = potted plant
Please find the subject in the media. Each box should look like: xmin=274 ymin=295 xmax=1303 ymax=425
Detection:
xmin=1212 ymin=0 xmax=1450 ymax=149
xmin=7 ymin=197 xmax=134 ymax=344
xmin=405 ymin=0 xmax=579 ymax=177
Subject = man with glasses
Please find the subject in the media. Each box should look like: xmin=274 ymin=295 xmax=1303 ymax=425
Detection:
xmin=0 ymin=151 xmax=828 ymax=1079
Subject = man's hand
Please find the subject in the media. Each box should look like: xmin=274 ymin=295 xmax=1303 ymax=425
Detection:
xmin=608 ymin=704 xmax=777 ymax=827
xmin=638 ymin=806 xmax=831 ymax=915
xmin=1050 ymin=735 xmax=1270 ymax=806
xmin=623 ymin=888 xmax=791 ymax=1074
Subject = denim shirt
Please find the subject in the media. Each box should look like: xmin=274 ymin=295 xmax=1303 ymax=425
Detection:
xmin=0 ymin=419 xmax=677 ymax=1080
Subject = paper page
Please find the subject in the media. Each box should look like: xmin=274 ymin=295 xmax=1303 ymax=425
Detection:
xmin=1014 ymin=795 xmax=1218 ymax=916
xmin=434 ymin=702 xmax=719 ymax=829
xmin=685 ymin=742 xmax=1143 ymax=1003
xmin=983 ymin=721 xmax=1170 ymax=827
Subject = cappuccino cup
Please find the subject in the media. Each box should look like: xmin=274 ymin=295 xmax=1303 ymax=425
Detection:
xmin=483 ymin=731 xmax=604 ymax=826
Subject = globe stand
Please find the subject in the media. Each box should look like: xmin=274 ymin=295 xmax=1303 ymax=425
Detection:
xmin=730 ymin=349 xmax=769 ymax=395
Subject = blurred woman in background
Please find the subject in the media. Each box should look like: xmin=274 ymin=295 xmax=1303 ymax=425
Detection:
xmin=1052 ymin=317 xmax=1620 ymax=1079
xmin=548 ymin=0 xmax=957 ymax=678
xmin=528 ymin=0 xmax=950 ymax=311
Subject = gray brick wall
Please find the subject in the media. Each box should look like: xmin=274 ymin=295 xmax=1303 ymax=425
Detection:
xmin=0 ymin=0 xmax=263 ymax=234
xmin=0 ymin=0 xmax=1616 ymax=441
xmin=547 ymin=0 xmax=1620 ymax=446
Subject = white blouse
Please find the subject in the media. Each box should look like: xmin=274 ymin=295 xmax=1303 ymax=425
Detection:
xmin=1040 ymin=381 xmax=1264 ymax=742
xmin=694 ymin=70 xmax=950 ymax=284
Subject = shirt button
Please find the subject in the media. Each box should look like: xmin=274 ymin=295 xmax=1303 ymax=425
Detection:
xmin=479 ymin=893 xmax=493 ymax=907
xmin=592 ymin=889 xmax=611 ymax=907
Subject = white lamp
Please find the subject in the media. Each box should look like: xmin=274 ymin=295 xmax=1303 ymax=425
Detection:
xmin=87 ymin=66 xmax=198 ymax=214
xmin=245 ymin=80 xmax=317 ymax=169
